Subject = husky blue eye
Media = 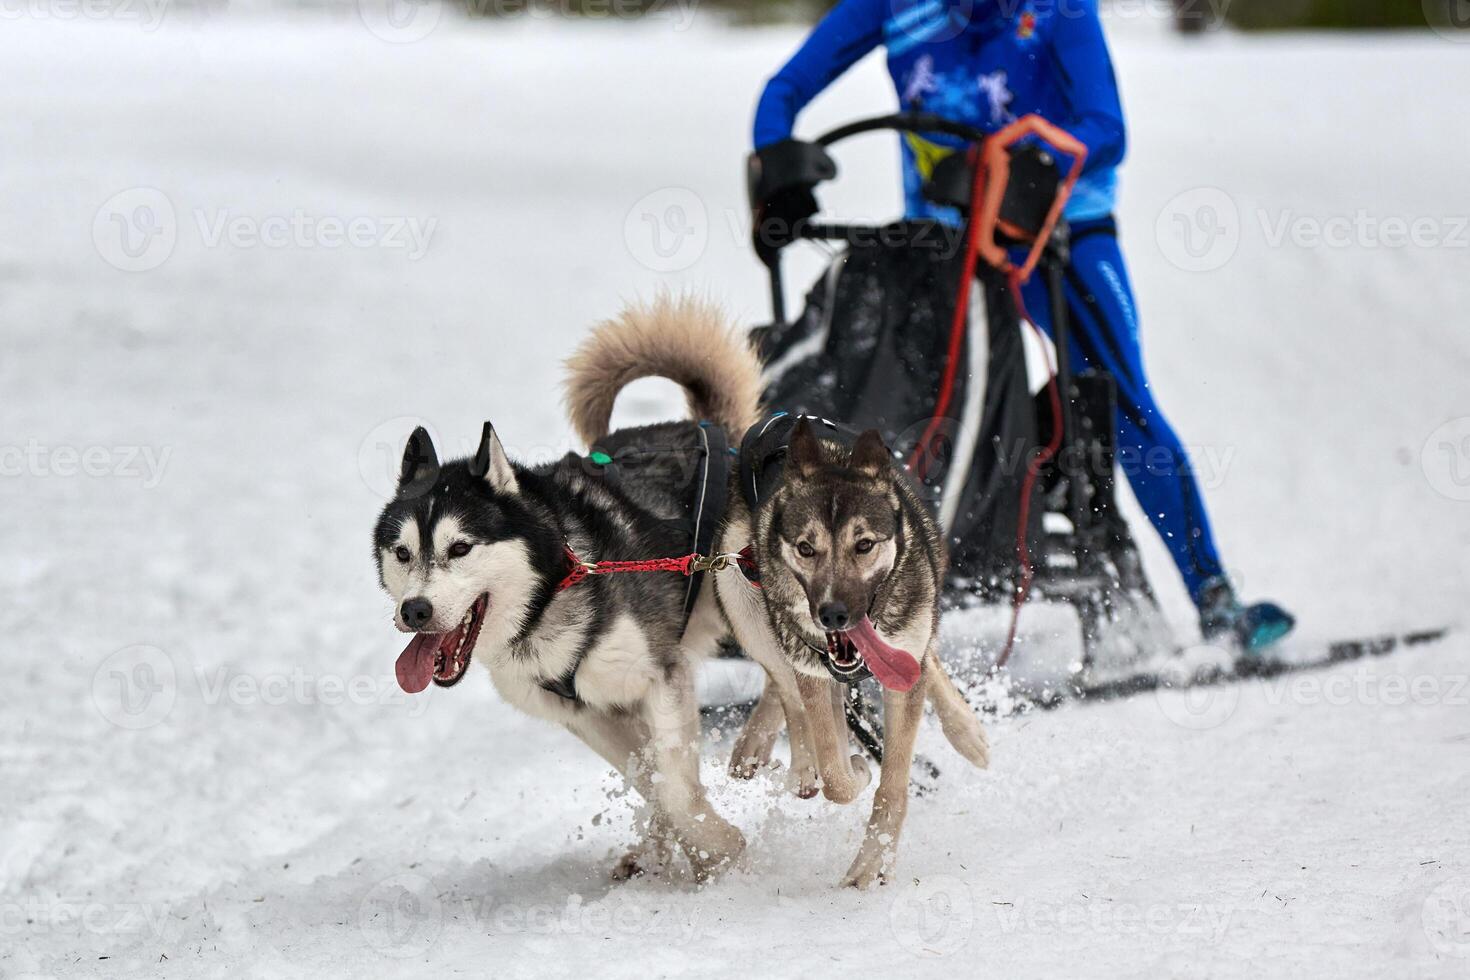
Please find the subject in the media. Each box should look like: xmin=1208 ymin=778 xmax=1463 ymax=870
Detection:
xmin=448 ymin=541 xmax=473 ymax=559
xmin=394 ymin=546 xmax=411 ymax=563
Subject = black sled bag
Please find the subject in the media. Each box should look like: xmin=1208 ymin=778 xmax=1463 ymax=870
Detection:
xmin=755 ymin=220 xmax=1039 ymax=586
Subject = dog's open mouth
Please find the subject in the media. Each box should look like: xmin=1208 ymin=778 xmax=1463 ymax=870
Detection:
xmin=822 ymin=617 xmax=923 ymax=692
xmin=394 ymin=593 xmax=488 ymax=694
xmin=825 ymin=631 xmax=867 ymax=678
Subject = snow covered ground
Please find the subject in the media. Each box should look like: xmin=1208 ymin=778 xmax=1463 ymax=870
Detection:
xmin=3 ymin=8 xmax=1469 ymax=978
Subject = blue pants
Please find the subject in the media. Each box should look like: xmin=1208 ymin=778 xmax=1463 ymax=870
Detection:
xmin=1017 ymin=217 xmax=1224 ymax=604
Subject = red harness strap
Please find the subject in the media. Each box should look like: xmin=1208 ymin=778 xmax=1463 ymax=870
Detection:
xmin=556 ymin=544 xmax=759 ymax=593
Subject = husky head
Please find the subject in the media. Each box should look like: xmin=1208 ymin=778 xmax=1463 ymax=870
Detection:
xmin=769 ymin=419 xmax=900 ymax=631
xmin=373 ymin=423 xmax=558 ymax=694
xmin=758 ymin=420 xmax=917 ymax=690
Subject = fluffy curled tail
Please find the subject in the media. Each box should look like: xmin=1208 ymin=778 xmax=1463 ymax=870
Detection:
xmin=926 ymin=654 xmax=990 ymax=769
xmin=564 ymin=295 xmax=764 ymax=446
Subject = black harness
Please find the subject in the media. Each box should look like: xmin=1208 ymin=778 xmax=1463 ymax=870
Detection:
xmin=540 ymin=421 xmax=734 ymax=704
xmin=541 ymin=413 xmax=867 ymax=703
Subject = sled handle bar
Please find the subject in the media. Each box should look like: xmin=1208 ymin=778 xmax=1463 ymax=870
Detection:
xmin=813 ymin=112 xmax=990 ymax=149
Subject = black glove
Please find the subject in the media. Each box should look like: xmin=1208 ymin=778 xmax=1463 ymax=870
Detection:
xmin=998 ymin=143 xmax=1062 ymax=241
xmin=747 ymin=139 xmax=837 ymax=266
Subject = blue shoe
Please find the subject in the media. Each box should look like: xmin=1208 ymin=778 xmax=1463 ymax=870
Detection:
xmin=1197 ymin=576 xmax=1295 ymax=654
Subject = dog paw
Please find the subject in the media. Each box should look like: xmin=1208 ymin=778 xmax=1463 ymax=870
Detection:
xmin=948 ymin=722 xmax=990 ymax=770
xmin=686 ymin=833 xmax=747 ymax=884
xmin=729 ymin=752 xmax=775 ymax=781
xmin=788 ymin=763 xmax=820 ymax=799
xmin=610 ymin=841 xmax=672 ymax=882
xmin=610 ymin=851 xmax=650 ymax=882
xmin=820 ymin=754 xmax=873 ymax=804
xmin=839 ymin=864 xmax=888 ymax=889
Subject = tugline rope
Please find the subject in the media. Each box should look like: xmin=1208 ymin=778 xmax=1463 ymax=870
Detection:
xmin=556 ymin=544 xmax=758 ymax=594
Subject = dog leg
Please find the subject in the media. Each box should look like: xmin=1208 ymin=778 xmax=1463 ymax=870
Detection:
xmin=564 ymin=713 xmax=674 ymax=881
xmin=729 ymin=679 xmax=783 ymax=780
xmin=643 ymin=661 xmax=746 ymax=881
xmin=925 ymin=652 xmax=989 ymax=769
xmin=795 ymin=672 xmax=871 ymax=805
xmin=723 ymin=604 xmax=820 ymax=798
xmin=840 ymin=668 xmax=927 ymax=888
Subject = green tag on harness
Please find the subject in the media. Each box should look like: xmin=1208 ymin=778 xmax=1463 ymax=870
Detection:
xmin=589 ymin=451 xmax=612 ymax=466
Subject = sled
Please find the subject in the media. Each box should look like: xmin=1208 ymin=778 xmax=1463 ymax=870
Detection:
xmin=752 ymin=111 xmax=1169 ymax=681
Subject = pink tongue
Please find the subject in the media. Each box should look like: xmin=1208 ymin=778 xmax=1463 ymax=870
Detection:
xmin=849 ymin=617 xmax=922 ymax=691
xmin=395 ymin=632 xmax=439 ymax=694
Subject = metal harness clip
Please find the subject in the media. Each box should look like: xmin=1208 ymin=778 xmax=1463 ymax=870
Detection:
xmin=691 ymin=553 xmax=732 ymax=573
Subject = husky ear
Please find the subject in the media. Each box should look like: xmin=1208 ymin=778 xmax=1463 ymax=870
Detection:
xmin=786 ymin=417 xmax=824 ymax=479
xmin=469 ymin=421 xmax=518 ymax=494
xmin=850 ymin=429 xmax=891 ymax=477
xmin=398 ymin=426 xmax=440 ymax=497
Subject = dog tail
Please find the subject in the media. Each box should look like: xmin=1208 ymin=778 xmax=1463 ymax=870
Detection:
xmin=564 ymin=294 xmax=764 ymax=446
xmin=926 ymin=654 xmax=990 ymax=769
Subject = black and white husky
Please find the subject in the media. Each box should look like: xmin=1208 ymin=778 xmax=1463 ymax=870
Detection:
xmin=373 ymin=298 xmax=760 ymax=880
xmin=374 ymin=295 xmax=987 ymax=886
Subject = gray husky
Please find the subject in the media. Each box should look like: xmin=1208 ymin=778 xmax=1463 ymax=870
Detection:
xmin=565 ymin=297 xmax=990 ymax=888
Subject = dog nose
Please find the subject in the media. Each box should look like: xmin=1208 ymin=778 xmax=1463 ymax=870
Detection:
xmin=817 ymin=602 xmax=850 ymax=631
xmin=401 ymin=598 xmax=434 ymax=629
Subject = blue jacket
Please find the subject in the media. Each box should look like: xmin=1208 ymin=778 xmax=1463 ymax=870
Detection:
xmin=753 ymin=0 xmax=1126 ymax=221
